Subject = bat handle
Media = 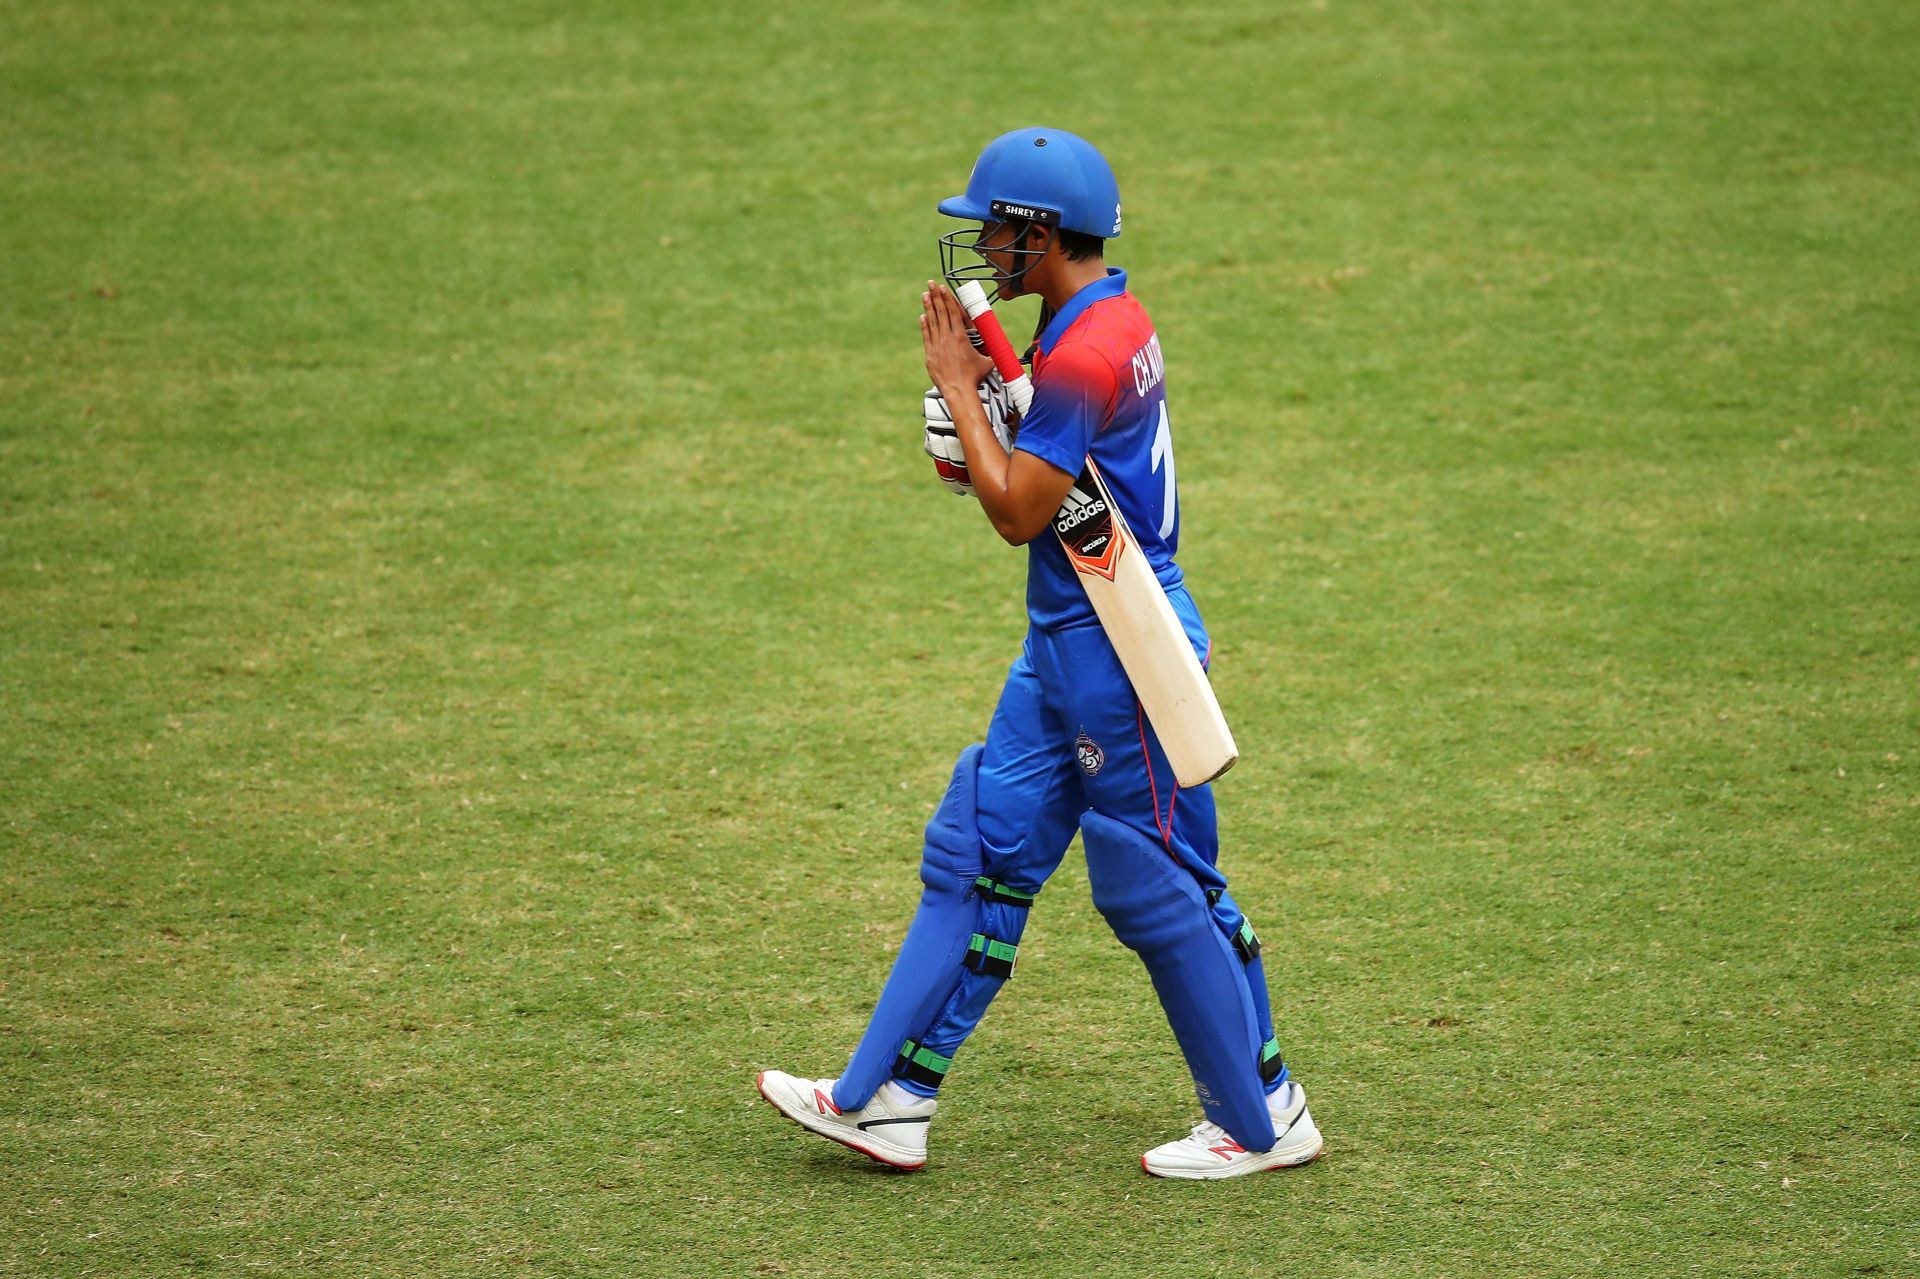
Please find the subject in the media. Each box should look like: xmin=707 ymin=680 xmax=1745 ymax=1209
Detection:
xmin=953 ymin=280 xmax=1035 ymax=417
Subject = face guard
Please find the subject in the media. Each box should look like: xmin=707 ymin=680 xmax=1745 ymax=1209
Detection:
xmin=939 ymin=200 xmax=1059 ymax=300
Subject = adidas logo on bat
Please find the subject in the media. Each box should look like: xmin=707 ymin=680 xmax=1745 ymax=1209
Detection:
xmin=1054 ymin=491 xmax=1108 ymax=532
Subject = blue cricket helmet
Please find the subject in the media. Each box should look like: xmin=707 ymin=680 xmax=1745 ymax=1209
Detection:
xmin=938 ymin=127 xmax=1123 ymax=239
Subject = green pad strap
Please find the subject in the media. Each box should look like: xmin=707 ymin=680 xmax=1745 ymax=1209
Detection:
xmin=1259 ymin=1036 xmax=1284 ymax=1084
xmin=963 ymin=933 xmax=1019 ymax=979
xmin=1232 ymin=917 xmax=1262 ymax=964
xmin=974 ymin=876 xmax=1037 ymax=907
xmin=895 ymin=1038 xmax=953 ymax=1088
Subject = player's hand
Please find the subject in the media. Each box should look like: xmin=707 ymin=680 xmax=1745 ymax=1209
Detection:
xmin=921 ymin=281 xmax=993 ymax=398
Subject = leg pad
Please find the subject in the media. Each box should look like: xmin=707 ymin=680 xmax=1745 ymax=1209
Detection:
xmin=1083 ymin=810 xmax=1278 ymax=1152
xmin=833 ymin=745 xmax=986 ymax=1109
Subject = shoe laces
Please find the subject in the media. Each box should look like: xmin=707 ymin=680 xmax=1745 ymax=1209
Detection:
xmin=1187 ymin=1119 xmax=1229 ymax=1144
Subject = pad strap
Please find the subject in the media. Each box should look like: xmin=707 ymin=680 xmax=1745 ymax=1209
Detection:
xmin=1259 ymin=1037 xmax=1284 ymax=1085
xmin=963 ymin=933 xmax=1019 ymax=978
xmin=1232 ymin=918 xmax=1262 ymax=963
xmin=974 ymin=876 xmax=1036 ymax=907
xmin=895 ymin=1039 xmax=953 ymax=1089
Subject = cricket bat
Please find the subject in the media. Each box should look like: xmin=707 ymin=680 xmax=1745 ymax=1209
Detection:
xmin=952 ymin=280 xmax=1238 ymax=787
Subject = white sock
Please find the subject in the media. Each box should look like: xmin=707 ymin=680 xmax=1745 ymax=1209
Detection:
xmin=881 ymin=1080 xmax=930 ymax=1108
xmin=1267 ymin=1081 xmax=1297 ymax=1114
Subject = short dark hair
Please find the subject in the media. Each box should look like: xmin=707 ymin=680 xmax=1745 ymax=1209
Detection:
xmin=1058 ymin=228 xmax=1104 ymax=262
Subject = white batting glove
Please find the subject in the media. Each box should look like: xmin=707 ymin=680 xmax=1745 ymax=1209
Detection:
xmin=923 ymin=373 xmax=1016 ymax=497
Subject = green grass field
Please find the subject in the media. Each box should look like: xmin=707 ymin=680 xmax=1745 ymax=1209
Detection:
xmin=4 ymin=1 xmax=1916 ymax=1274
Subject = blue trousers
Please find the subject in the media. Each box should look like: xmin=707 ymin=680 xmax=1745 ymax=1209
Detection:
xmin=897 ymin=586 xmax=1276 ymax=1092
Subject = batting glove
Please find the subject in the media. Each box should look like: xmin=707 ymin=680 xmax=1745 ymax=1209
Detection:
xmin=923 ymin=373 xmax=1016 ymax=497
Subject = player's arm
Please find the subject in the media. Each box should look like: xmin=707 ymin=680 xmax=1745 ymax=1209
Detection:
xmin=921 ymin=285 xmax=1077 ymax=545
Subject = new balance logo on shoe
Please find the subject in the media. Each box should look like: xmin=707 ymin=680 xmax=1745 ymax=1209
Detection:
xmin=1141 ymin=1083 xmax=1326 ymax=1181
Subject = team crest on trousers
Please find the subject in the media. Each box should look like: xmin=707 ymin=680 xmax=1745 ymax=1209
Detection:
xmin=1075 ymin=730 xmax=1105 ymax=777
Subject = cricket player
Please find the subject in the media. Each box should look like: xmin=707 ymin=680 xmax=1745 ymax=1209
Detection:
xmin=757 ymin=128 xmax=1321 ymax=1180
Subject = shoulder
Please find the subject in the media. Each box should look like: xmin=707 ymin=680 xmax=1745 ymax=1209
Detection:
xmin=1049 ymin=294 xmax=1155 ymax=372
xmin=1039 ymin=295 xmax=1155 ymax=385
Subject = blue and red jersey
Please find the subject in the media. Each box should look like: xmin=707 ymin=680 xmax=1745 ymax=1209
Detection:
xmin=1013 ymin=268 xmax=1184 ymax=629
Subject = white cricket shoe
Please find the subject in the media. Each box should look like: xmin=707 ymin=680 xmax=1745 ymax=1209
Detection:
xmin=755 ymin=1071 xmax=935 ymax=1171
xmin=1141 ymin=1081 xmax=1324 ymax=1180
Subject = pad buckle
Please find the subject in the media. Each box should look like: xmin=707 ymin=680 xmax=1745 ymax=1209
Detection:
xmin=895 ymin=1038 xmax=952 ymax=1089
xmin=974 ymin=876 xmax=1037 ymax=908
xmin=964 ymin=933 xmax=1019 ymax=979
xmin=1259 ymin=1037 xmax=1284 ymax=1084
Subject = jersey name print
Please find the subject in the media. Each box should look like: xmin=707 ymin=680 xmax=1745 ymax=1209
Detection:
xmin=1129 ymin=333 xmax=1165 ymax=397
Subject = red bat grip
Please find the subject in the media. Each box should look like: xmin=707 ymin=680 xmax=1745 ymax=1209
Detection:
xmin=956 ymin=286 xmax=1024 ymax=380
xmin=952 ymin=281 xmax=1034 ymax=415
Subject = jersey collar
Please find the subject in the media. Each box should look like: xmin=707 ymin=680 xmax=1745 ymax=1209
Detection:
xmin=1035 ymin=267 xmax=1128 ymax=356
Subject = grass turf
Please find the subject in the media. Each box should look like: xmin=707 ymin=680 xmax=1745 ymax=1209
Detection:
xmin=3 ymin=1 xmax=1916 ymax=1275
